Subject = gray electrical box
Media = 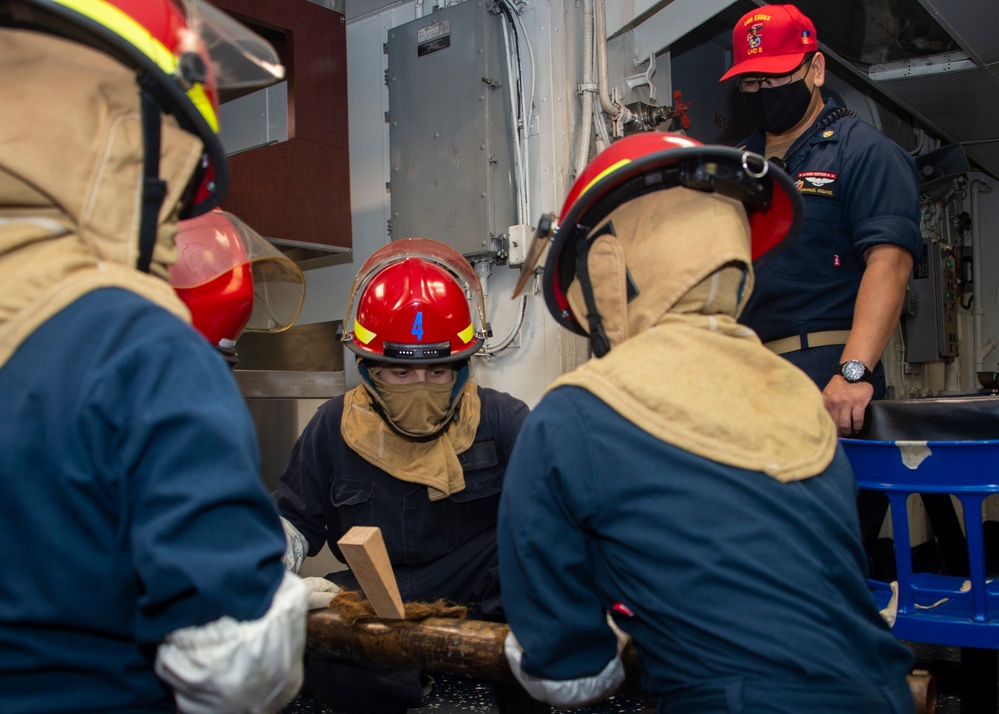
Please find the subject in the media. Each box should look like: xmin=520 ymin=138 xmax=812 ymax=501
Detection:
xmin=904 ymin=238 xmax=959 ymax=363
xmin=386 ymin=1 xmax=517 ymax=260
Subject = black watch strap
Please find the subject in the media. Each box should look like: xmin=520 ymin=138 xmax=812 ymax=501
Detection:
xmin=838 ymin=360 xmax=873 ymax=384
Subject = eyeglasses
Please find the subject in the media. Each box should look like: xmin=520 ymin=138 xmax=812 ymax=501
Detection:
xmin=737 ymin=59 xmax=812 ymax=94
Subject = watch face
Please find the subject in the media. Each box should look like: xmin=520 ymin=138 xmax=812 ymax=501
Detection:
xmin=842 ymin=360 xmax=867 ymax=382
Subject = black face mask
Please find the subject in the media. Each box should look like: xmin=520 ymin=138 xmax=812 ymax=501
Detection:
xmin=742 ymin=77 xmax=814 ymax=134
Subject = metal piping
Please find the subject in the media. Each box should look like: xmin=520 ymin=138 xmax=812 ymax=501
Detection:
xmin=499 ymin=15 xmax=527 ymax=225
xmin=593 ymin=0 xmax=624 ymax=120
xmin=574 ymin=0 xmax=595 ymax=179
xmin=481 ymin=294 xmax=528 ymax=357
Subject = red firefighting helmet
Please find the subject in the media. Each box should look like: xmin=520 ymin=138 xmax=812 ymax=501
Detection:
xmin=170 ymin=209 xmax=305 ymax=347
xmin=514 ymin=132 xmax=802 ymax=335
xmin=0 ymin=0 xmax=285 ymax=218
xmin=343 ymin=239 xmax=489 ymax=364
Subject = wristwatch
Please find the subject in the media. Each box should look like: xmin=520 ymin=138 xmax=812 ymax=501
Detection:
xmin=838 ymin=360 xmax=873 ymax=384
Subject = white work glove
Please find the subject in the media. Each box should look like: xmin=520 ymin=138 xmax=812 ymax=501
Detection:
xmin=155 ymin=571 xmax=308 ymax=714
xmin=280 ymin=517 xmax=308 ymax=574
xmin=303 ymin=576 xmax=342 ymax=610
xmin=503 ymin=630 xmax=624 ymax=708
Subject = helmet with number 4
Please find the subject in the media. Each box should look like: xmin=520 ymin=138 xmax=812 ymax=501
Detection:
xmin=343 ymin=239 xmax=489 ymax=365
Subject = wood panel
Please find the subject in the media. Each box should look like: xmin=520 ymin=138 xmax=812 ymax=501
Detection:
xmin=211 ymin=0 xmax=351 ymax=251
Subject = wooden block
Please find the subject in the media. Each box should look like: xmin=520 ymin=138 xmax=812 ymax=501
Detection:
xmin=336 ymin=526 xmax=406 ymax=619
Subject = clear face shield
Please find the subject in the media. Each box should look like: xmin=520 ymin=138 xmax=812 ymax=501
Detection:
xmin=171 ymin=4 xmax=294 ymax=329
xmin=169 ymin=210 xmax=305 ymax=337
xmin=180 ymin=0 xmax=285 ymax=91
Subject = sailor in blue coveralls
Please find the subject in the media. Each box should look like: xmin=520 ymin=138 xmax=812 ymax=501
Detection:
xmin=719 ymin=4 xmax=921 ymax=437
xmin=275 ymin=239 xmax=539 ymax=713
xmin=0 ymin=3 xmax=309 ymax=712
xmin=496 ymin=133 xmax=917 ymax=714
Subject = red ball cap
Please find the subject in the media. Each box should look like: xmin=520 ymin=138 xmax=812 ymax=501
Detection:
xmin=719 ymin=4 xmax=818 ymax=81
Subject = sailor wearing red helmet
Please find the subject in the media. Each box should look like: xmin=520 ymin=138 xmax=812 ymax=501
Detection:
xmin=274 ymin=238 xmax=540 ymax=713
xmin=0 ymin=2 xmax=309 ymax=712
xmin=497 ymin=134 xmax=916 ymax=714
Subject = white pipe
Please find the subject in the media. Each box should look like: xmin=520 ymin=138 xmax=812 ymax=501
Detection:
xmin=513 ymin=4 xmax=536 ymax=224
xmin=415 ymin=0 xmax=424 ymax=19
xmin=499 ymin=0 xmax=536 ymax=224
xmin=593 ymin=0 xmax=623 ymax=119
xmin=514 ymin=7 xmax=535 ymax=222
xmin=500 ymin=16 xmax=527 ymax=225
xmin=573 ymin=0 xmax=595 ymax=178
xmin=594 ymin=103 xmax=612 ymax=152
xmin=942 ymin=359 xmax=961 ymax=395
xmin=481 ymin=295 xmax=529 ymax=357
xmin=474 ymin=259 xmax=492 ymax=298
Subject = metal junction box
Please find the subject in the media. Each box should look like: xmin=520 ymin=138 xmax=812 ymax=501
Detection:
xmin=386 ymin=1 xmax=516 ymax=260
xmin=905 ymin=237 xmax=959 ymax=363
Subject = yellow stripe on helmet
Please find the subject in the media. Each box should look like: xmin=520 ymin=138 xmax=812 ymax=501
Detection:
xmin=53 ymin=0 xmax=179 ymax=72
xmin=578 ymin=158 xmax=632 ymax=199
xmin=187 ymin=85 xmax=218 ymax=132
xmin=354 ymin=319 xmax=377 ymax=346
xmin=457 ymin=323 xmax=474 ymax=345
xmin=50 ymin=0 xmax=219 ymax=132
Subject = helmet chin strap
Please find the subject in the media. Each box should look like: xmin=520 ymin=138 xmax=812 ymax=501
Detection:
xmin=136 ymin=78 xmax=168 ymax=274
xmin=575 ymin=243 xmax=612 ymax=358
